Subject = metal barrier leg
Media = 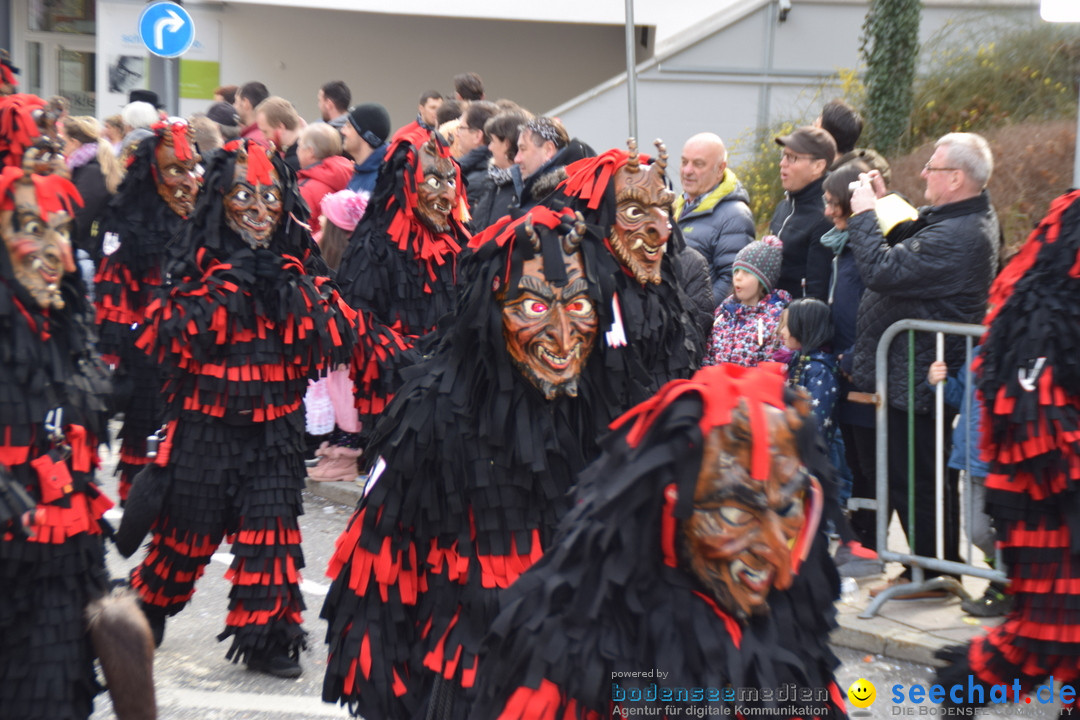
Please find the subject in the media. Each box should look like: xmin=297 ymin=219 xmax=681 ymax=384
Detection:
xmin=858 ymin=567 xmax=971 ymax=620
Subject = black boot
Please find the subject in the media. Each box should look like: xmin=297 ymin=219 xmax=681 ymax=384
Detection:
xmin=246 ymin=645 xmax=302 ymax=679
xmin=137 ymin=601 xmax=166 ymax=648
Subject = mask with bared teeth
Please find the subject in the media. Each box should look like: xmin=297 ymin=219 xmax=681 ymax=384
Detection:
xmin=1 ymin=172 xmax=78 ymax=310
xmin=679 ymin=394 xmax=817 ymax=620
xmin=153 ymin=120 xmax=200 ymax=218
xmin=610 ymin=138 xmax=675 ymax=285
xmin=414 ymin=134 xmax=458 ymax=233
xmin=500 ymin=214 xmax=598 ymax=400
xmin=224 ymin=144 xmax=283 ymax=250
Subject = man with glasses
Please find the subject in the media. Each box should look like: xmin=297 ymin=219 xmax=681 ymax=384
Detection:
xmin=456 ymin=100 xmax=498 ymax=198
xmin=846 ymin=132 xmax=1000 ymax=595
xmin=769 ymin=126 xmax=836 ymax=299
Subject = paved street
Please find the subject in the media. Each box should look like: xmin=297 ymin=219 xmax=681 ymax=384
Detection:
xmin=93 ymin=486 xmax=356 ymax=720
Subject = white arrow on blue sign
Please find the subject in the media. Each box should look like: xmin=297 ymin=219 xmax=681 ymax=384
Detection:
xmin=138 ymin=2 xmax=195 ymax=58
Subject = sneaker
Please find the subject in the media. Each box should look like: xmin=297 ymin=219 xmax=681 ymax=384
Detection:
xmin=247 ymin=649 xmax=302 ymax=678
xmin=961 ymin=583 xmax=1012 ymax=617
xmin=834 ymin=543 xmax=884 ymax=578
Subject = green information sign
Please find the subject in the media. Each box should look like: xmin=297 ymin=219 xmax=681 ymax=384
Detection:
xmin=179 ymin=59 xmax=219 ymax=100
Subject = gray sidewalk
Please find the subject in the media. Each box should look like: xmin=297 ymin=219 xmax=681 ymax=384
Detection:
xmin=831 ymin=570 xmax=1003 ymax=666
xmin=304 ymin=478 xmax=1003 ymax=668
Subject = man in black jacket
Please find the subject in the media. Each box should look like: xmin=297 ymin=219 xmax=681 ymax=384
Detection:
xmin=770 ymin=126 xmax=836 ymax=299
xmin=456 ymin=100 xmax=497 ymax=196
xmin=848 ymin=131 xmax=1000 ymax=590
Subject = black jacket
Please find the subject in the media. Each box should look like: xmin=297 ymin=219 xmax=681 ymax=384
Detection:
xmin=848 ymin=191 xmax=999 ymax=413
xmin=70 ymin=158 xmax=111 ymax=259
xmin=458 ymin=146 xmax=492 ymax=193
xmin=468 ymin=168 xmax=517 ymax=232
xmin=671 ymin=244 xmax=714 ymax=355
xmin=769 ymin=175 xmax=833 ymax=300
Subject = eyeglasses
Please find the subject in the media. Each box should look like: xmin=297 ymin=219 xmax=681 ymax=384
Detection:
xmin=780 ymin=150 xmax=813 ymax=164
xmin=923 ymin=163 xmax=959 ymax=173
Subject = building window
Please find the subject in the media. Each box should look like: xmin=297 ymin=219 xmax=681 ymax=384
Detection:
xmin=29 ymin=0 xmax=96 ymax=35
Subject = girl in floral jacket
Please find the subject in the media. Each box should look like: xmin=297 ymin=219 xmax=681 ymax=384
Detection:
xmin=703 ymin=235 xmax=790 ymax=367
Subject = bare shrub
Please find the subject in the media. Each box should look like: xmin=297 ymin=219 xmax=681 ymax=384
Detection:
xmin=888 ymin=121 xmax=1076 ymax=256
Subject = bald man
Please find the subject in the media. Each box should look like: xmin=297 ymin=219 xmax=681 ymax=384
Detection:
xmin=673 ymin=132 xmax=755 ymax=305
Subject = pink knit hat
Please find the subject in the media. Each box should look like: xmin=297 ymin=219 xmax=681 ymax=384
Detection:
xmin=320 ymin=190 xmax=368 ymax=233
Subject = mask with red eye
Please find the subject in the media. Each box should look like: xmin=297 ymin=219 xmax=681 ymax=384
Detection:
xmin=224 ymin=159 xmax=283 ymax=249
xmin=1 ymin=180 xmax=75 ymax=309
xmin=501 ymin=249 xmax=598 ymax=400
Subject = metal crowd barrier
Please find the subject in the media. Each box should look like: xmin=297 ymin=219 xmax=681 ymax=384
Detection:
xmin=857 ymin=319 xmax=1007 ymax=619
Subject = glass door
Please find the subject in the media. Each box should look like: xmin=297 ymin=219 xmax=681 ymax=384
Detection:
xmin=15 ymin=0 xmax=97 ymax=115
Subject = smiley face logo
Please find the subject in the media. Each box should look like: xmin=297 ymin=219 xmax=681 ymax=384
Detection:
xmin=847 ymin=678 xmax=876 ymax=708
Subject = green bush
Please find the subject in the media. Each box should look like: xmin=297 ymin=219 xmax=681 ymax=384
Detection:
xmin=906 ymin=20 xmax=1080 ymax=151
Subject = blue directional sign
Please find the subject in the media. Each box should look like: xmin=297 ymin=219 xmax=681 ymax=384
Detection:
xmin=138 ymin=2 xmax=195 ymax=58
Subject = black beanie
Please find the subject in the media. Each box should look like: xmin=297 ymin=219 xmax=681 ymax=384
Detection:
xmin=347 ymin=102 xmax=391 ymax=149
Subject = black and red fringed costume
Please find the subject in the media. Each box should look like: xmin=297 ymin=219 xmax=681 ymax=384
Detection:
xmin=0 ymin=93 xmax=46 ymax=168
xmin=935 ymin=189 xmax=1080 ymax=712
xmin=336 ymin=122 xmax=470 ymax=345
xmin=550 ymin=146 xmax=701 ymax=404
xmin=472 ymin=364 xmax=847 ymax=720
xmin=321 ymin=206 xmax=613 ymax=719
xmin=94 ymin=120 xmax=196 ymax=502
xmin=0 ymin=164 xmax=115 ymax=719
xmin=127 ymin=139 xmax=358 ymax=668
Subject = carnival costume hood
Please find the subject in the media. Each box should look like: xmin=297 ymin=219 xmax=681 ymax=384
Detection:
xmin=473 ymin=363 xmax=847 ymax=719
xmin=935 ymin=189 xmax=1080 ymax=710
xmin=0 ymin=118 xmax=117 ymax=717
xmin=321 ymin=206 xmax=612 ymax=719
xmin=337 ymin=123 xmax=470 ymax=342
xmin=548 ymin=140 xmax=702 ymax=411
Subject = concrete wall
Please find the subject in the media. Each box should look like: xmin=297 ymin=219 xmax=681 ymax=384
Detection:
xmin=212 ymin=3 xmax=644 ymax=130
xmin=220 ymin=0 xmax=726 ymax=48
xmin=550 ymin=0 xmax=1043 ymax=188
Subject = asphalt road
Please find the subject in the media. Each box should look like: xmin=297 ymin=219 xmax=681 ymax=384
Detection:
xmin=93 ymin=488 xmax=356 ymax=720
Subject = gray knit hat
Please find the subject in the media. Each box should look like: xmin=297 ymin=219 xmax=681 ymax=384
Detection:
xmin=733 ymin=235 xmax=783 ymax=293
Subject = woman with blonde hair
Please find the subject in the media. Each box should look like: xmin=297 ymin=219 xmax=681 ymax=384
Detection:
xmin=61 ymin=115 xmax=124 ymax=262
